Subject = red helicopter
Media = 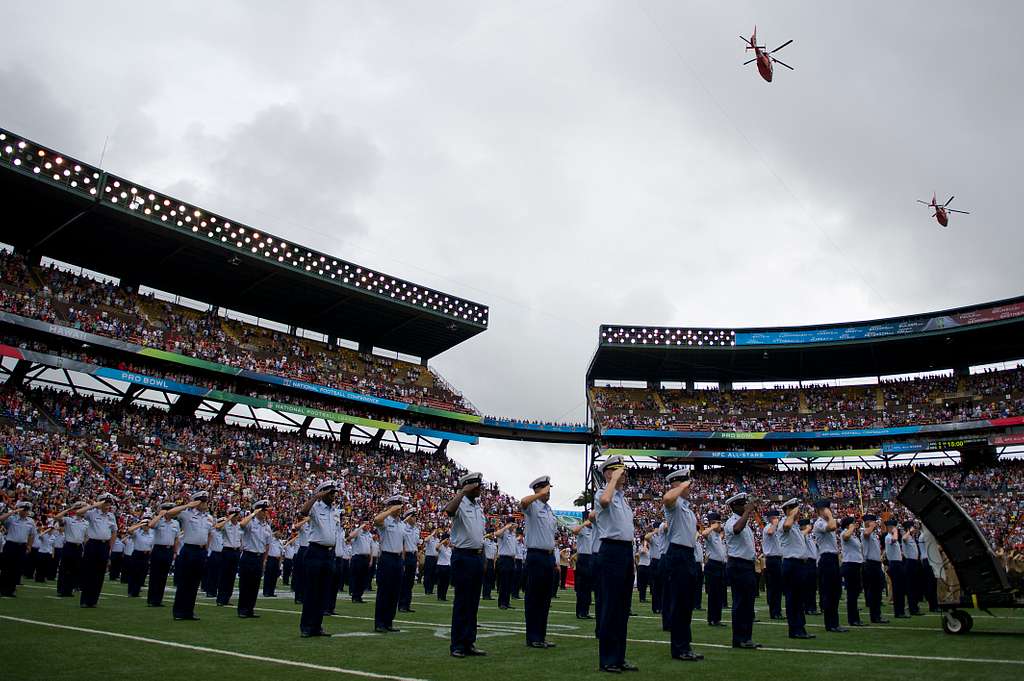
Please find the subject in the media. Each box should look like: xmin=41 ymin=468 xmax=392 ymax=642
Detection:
xmin=917 ymin=193 xmax=970 ymax=227
xmin=741 ymin=27 xmax=793 ymax=82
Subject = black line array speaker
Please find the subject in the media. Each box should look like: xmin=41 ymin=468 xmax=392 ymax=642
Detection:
xmin=897 ymin=471 xmax=1009 ymax=597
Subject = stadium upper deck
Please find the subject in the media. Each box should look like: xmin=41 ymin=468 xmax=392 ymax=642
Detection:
xmin=0 ymin=127 xmax=487 ymax=360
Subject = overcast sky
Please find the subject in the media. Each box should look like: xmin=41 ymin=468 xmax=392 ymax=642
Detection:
xmin=3 ymin=2 xmax=1020 ymax=507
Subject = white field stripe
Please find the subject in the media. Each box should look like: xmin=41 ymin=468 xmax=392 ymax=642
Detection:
xmin=0 ymin=615 xmax=431 ymax=681
xmin=548 ymin=632 xmax=1024 ymax=665
xmin=9 ymin=585 xmax=1024 ymax=663
xmin=16 ymin=585 xmax=949 ymax=634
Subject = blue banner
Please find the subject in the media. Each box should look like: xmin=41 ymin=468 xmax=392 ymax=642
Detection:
xmin=398 ymin=425 xmax=479 ymax=444
xmin=94 ymin=368 xmax=209 ymax=397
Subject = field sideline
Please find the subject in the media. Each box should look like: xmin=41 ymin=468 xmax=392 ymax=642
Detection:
xmin=1 ymin=581 xmax=1022 ymax=680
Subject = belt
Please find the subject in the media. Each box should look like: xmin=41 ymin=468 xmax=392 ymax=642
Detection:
xmin=184 ymin=542 xmax=206 ymax=548
xmin=154 ymin=544 xmax=173 ymax=549
xmin=243 ymin=550 xmax=263 ymax=557
xmin=382 ymin=550 xmax=402 ymax=557
xmin=728 ymin=557 xmax=754 ymax=564
xmin=602 ymin=539 xmax=632 ymax=546
xmin=669 ymin=543 xmax=694 ymax=550
xmin=310 ymin=543 xmax=335 ymax=551
xmin=766 ymin=554 xmax=782 ymax=560
xmin=134 ymin=550 xmax=151 ymax=555
xmin=842 ymin=560 xmax=864 ymax=565
xmin=86 ymin=538 xmax=110 ymax=544
xmin=706 ymin=559 xmax=726 ymax=566
xmin=452 ymin=547 xmax=482 ymax=555
xmin=527 ymin=547 xmax=554 ymax=555
xmin=64 ymin=541 xmax=82 ymax=546
xmin=222 ymin=546 xmax=240 ymax=552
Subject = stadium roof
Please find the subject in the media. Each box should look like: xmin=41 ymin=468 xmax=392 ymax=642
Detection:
xmin=588 ymin=296 xmax=1024 ymax=383
xmin=0 ymin=127 xmax=488 ymax=360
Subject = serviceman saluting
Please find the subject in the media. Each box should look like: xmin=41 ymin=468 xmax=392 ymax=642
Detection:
xmin=237 ymin=500 xmax=271 ymax=619
xmin=0 ymin=501 xmax=36 ymax=597
xmin=701 ymin=512 xmax=728 ymax=628
xmin=663 ymin=467 xmax=703 ymax=662
xmin=779 ymin=498 xmax=813 ymax=639
xmin=594 ymin=455 xmax=638 ymax=673
xmin=54 ymin=501 xmax=87 ymax=597
xmin=812 ymin=499 xmax=846 ymax=633
xmin=495 ymin=521 xmax=517 ymax=610
xmin=77 ymin=493 xmax=118 ymax=608
xmin=762 ymin=509 xmax=784 ymax=620
xmin=444 ymin=472 xmax=488 ymax=658
xmin=349 ymin=521 xmax=372 ymax=604
xmin=571 ymin=516 xmax=594 ymax=618
xmin=839 ymin=516 xmax=865 ymax=627
xmin=165 ymin=491 xmax=213 ymax=621
xmin=724 ymin=492 xmax=761 ymax=649
xmin=298 ymin=480 xmax=338 ymax=637
xmin=147 ymin=502 xmax=179 ymax=607
xmin=521 ymin=475 xmax=558 ymax=649
xmin=885 ymin=518 xmax=909 ymax=619
xmin=373 ymin=493 xmax=407 ymax=633
xmin=860 ymin=514 xmax=887 ymax=624
xmin=398 ymin=508 xmax=420 ymax=613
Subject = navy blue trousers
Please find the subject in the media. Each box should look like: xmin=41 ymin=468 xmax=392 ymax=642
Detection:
xmin=300 ymin=544 xmax=332 ymax=635
xmin=217 ymin=548 xmax=240 ymax=606
xmin=349 ymin=554 xmax=369 ymax=601
xmin=574 ymin=553 xmax=593 ymax=617
xmin=842 ymin=561 xmax=863 ymax=625
xmin=147 ymin=545 xmax=173 ymax=605
xmin=818 ymin=553 xmax=841 ymax=630
xmin=727 ymin=557 xmax=756 ymax=645
xmin=497 ymin=555 xmax=515 ymax=608
xmin=525 ymin=549 xmax=555 ymax=644
xmin=237 ymin=551 xmax=262 ymax=616
xmin=765 ymin=555 xmax=783 ymax=618
xmin=704 ymin=559 xmax=727 ymax=624
xmin=399 ymin=554 xmax=416 ymax=610
xmin=450 ymin=549 xmax=483 ymax=653
xmin=172 ymin=544 xmax=205 ymax=619
xmin=597 ymin=541 xmax=633 ymax=668
xmin=263 ymin=556 xmax=281 ymax=597
xmin=666 ymin=544 xmax=696 ymax=657
xmin=782 ymin=558 xmax=808 ymax=636
xmin=56 ymin=542 xmax=81 ymax=596
xmin=80 ymin=539 xmax=109 ymax=607
xmin=888 ymin=560 xmax=907 ymax=616
xmin=863 ymin=560 xmax=884 ymax=622
xmin=374 ymin=552 xmax=403 ymax=628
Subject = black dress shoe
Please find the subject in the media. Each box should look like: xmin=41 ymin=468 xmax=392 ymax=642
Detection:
xmin=528 ymin=641 xmax=547 ymax=649
xmin=324 ymin=611 xmax=336 ymax=616
xmin=707 ymin=621 xmax=725 ymax=627
xmin=238 ymin=613 xmax=260 ymax=619
xmin=467 ymin=647 xmax=487 ymax=656
xmin=375 ymin=627 xmax=388 ymax=633
xmin=789 ymin=633 xmax=816 ymax=639
xmin=450 ymin=650 xmax=466 ymax=658
xmin=672 ymin=651 xmax=704 ymax=661
xmin=895 ymin=614 xmax=912 ymax=619
xmin=599 ymin=666 xmax=621 ymax=673
xmin=827 ymin=627 xmax=849 ymax=633
xmin=577 ymin=614 xmax=593 ymax=619
xmin=174 ymin=615 xmax=200 ymax=621
xmin=620 ymin=661 xmax=639 ymax=672
xmin=386 ymin=627 xmax=401 ymax=633
xmin=733 ymin=641 xmax=761 ymax=649
xmin=872 ymin=618 xmax=890 ymax=624
xmin=849 ymin=621 xmax=866 ymax=627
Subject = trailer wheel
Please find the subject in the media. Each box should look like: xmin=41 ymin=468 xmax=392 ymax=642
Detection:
xmin=942 ymin=610 xmax=973 ymax=635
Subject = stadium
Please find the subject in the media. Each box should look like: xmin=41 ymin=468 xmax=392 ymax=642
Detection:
xmin=2 ymin=5 xmax=1023 ymax=681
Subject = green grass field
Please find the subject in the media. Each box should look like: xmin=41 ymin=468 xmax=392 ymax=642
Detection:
xmin=1 ymin=579 xmax=1022 ymax=681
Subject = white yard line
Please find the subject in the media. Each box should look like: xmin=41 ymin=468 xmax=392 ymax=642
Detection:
xmin=0 ymin=615 xmax=430 ymax=681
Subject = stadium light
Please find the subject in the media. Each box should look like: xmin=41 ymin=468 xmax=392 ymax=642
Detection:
xmin=0 ymin=126 xmax=489 ymax=329
xmin=600 ymin=324 xmax=737 ymax=347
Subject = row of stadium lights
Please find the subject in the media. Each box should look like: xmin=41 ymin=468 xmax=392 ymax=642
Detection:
xmin=0 ymin=132 xmax=487 ymax=326
xmin=601 ymin=327 xmax=737 ymax=346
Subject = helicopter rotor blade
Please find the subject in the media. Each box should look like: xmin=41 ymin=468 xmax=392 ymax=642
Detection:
xmin=771 ymin=39 xmax=793 ymax=53
xmin=944 ymin=195 xmax=955 ymax=206
xmin=947 ymin=209 xmax=970 ymax=214
xmin=772 ymin=58 xmax=795 ymax=70
xmin=743 ymin=58 xmax=757 ymax=65
xmin=916 ymin=200 xmax=931 ymax=205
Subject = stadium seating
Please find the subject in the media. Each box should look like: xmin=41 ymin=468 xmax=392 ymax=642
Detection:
xmin=592 ymin=367 xmax=1024 ymax=432
xmin=0 ymin=251 xmax=474 ymax=415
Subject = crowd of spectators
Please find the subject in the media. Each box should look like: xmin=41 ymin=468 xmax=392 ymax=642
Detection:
xmin=0 ymin=251 xmax=475 ymax=415
xmin=593 ymin=366 xmax=1024 ymax=432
